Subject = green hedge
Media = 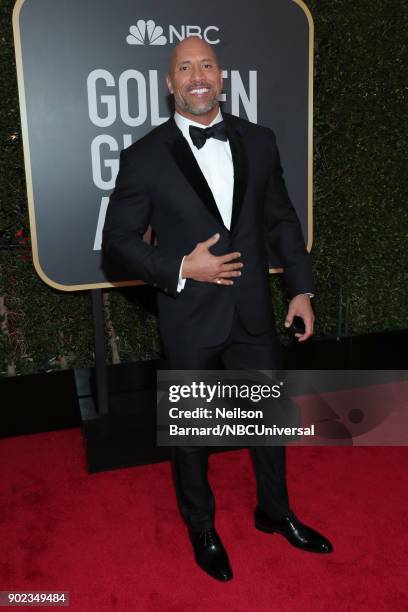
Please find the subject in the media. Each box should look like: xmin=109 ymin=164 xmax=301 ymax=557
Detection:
xmin=1 ymin=0 xmax=406 ymax=376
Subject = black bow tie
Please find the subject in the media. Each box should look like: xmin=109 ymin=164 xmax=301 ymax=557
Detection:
xmin=189 ymin=122 xmax=228 ymax=149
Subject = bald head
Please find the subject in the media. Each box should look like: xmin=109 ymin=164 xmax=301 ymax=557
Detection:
xmin=167 ymin=36 xmax=220 ymax=77
xmin=165 ymin=36 xmax=223 ymax=125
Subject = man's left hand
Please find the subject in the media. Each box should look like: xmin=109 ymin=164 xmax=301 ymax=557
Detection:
xmin=284 ymin=294 xmax=315 ymax=342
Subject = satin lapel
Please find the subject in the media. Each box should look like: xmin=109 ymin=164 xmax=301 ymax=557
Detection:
xmin=169 ymin=132 xmax=226 ymax=229
xmin=223 ymin=114 xmax=248 ymax=233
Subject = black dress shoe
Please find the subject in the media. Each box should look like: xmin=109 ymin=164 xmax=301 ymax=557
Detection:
xmin=189 ymin=528 xmax=233 ymax=581
xmin=254 ymin=506 xmax=333 ymax=553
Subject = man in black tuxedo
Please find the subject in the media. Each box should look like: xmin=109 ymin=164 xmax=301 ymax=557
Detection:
xmin=102 ymin=36 xmax=333 ymax=582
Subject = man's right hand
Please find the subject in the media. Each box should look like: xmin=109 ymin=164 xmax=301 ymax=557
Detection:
xmin=181 ymin=233 xmax=243 ymax=286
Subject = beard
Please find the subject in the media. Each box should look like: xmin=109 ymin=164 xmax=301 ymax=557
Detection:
xmin=175 ymin=86 xmax=219 ymax=116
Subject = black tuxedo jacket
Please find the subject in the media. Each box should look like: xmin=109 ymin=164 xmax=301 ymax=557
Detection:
xmin=102 ymin=111 xmax=314 ymax=348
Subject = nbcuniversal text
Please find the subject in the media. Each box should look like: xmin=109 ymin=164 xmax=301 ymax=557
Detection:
xmin=168 ymin=422 xmax=315 ymax=438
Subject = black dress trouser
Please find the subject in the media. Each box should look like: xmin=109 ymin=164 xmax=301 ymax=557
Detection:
xmin=164 ymin=307 xmax=291 ymax=533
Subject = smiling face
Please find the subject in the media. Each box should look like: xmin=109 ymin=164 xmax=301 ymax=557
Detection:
xmin=166 ymin=37 xmax=223 ymax=125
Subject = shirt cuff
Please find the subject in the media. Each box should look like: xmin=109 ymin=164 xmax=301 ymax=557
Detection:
xmin=177 ymin=256 xmax=187 ymax=293
xmin=304 ymin=293 xmax=314 ymax=298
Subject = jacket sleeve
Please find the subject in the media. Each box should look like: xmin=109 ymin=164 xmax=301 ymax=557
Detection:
xmin=263 ymin=129 xmax=315 ymax=298
xmin=102 ymin=148 xmax=182 ymax=297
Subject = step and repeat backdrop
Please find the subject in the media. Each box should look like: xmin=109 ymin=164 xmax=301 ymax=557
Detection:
xmin=13 ymin=0 xmax=313 ymax=290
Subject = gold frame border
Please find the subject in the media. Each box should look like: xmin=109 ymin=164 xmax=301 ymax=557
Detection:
xmin=270 ymin=0 xmax=314 ymax=274
xmin=12 ymin=0 xmax=140 ymax=291
xmin=13 ymin=0 xmax=313 ymax=290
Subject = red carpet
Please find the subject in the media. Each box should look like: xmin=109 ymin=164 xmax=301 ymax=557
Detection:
xmin=1 ymin=429 xmax=407 ymax=611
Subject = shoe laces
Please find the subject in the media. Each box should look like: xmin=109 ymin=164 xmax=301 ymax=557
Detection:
xmin=200 ymin=529 xmax=217 ymax=547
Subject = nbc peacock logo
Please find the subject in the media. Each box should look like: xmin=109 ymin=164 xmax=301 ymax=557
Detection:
xmin=126 ymin=20 xmax=220 ymax=46
xmin=126 ymin=20 xmax=167 ymax=46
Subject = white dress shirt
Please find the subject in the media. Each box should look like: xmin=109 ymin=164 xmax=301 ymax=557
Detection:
xmin=174 ymin=109 xmax=234 ymax=291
